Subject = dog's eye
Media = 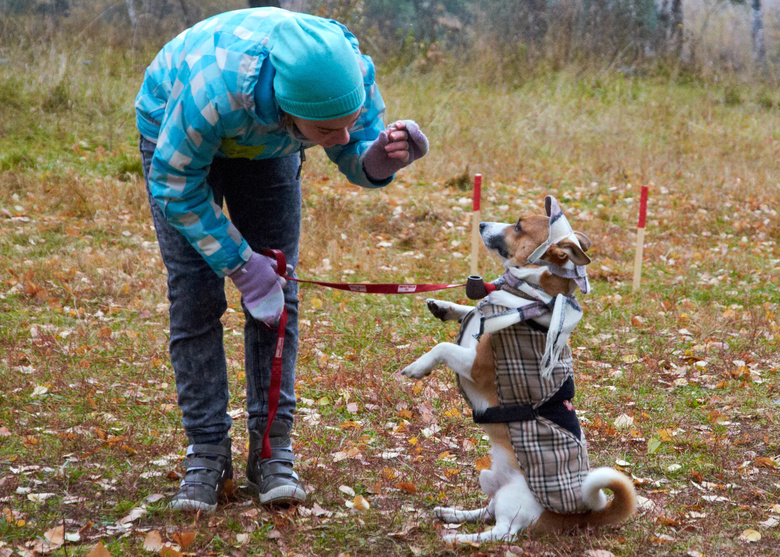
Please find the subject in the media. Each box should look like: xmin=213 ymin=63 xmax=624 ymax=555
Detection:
xmin=514 ymin=219 xmax=523 ymax=232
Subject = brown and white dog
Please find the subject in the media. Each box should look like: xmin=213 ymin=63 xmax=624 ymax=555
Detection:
xmin=401 ymin=196 xmax=636 ymax=543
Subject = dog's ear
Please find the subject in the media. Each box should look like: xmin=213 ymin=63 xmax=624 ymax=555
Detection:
xmin=556 ymin=238 xmax=591 ymax=266
xmin=574 ymin=231 xmax=592 ymax=252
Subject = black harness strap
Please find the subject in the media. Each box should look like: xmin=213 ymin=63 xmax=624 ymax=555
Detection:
xmin=472 ymin=377 xmax=582 ymax=439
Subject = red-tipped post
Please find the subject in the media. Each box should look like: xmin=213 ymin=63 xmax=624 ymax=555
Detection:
xmin=470 ymin=174 xmax=482 ymax=276
xmin=632 ymin=184 xmax=650 ymax=292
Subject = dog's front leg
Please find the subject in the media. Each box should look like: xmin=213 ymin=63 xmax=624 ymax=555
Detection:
xmin=401 ymin=343 xmax=476 ymax=379
xmin=425 ymin=299 xmax=474 ymax=322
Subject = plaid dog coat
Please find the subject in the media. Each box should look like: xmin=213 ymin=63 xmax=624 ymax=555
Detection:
xmin=458 ymin=283 xmax=592 ymax=515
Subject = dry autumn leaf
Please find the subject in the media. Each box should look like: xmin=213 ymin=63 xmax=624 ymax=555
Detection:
xmin=739 ymin=529 xmax=761 ymax=542
xmin=614 ymin=413 xmax=634 ymax=428
xmin=396 ymin=481 xmax=417 ymax=493
xmin=754 ymin=457 xmax=777 ymax=469
xmin=173 ymin=531 xmax=196 ymax=549
xmin=160 ymin=545 xmax=184 ymax=557
xmin=353 ymin=495 xmax=370 ymax=512
xmin=474 ymin=455 xmax=492 ymax=471
xmin=585 ymin=551 xmax=616 ymax=557
xmin=44 ymin=525 xmax=64 ymax=544
xmin=86 ymin=541 xmax=112 ymax=557
xmin=143 ymin=530 xmax=163 ymax=552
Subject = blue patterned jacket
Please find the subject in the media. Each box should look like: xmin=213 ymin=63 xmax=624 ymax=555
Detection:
xmin=135 ymin=8 xmax=388 ymax=276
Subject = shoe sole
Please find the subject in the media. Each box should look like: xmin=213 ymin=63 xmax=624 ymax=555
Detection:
xmin=168 ymin=498 xmax=218 ymax=513
xmin=247 ymin=480 xmax=307 ymax=506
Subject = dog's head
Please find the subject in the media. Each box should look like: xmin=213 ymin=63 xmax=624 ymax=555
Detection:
xmin=480 ymin=196 xmax=592 ymax=294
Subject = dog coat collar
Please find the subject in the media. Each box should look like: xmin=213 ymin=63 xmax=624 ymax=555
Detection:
xmin=525 ymin=196 xmax=590 ymax=294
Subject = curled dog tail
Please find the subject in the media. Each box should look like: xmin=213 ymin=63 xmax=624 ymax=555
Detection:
xmin=580 ymin=467 xmax=637 ymax=525
xmin=532 ymin=467 xmax=637 ymax=533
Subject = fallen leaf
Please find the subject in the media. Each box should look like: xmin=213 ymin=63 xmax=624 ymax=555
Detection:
xmin=339 ymin=485 xmax=356 ymax=497
xmin=173 ymin=531 xmax=195 ymax=549
xmin=311 ymin=503 xmax=332 ymax=517
xmin=474 ymin=455 xmax=492 ymax=471
xmin=614 ymin=414 xmax=634 ymax=429
xmin=353 ymin=495 xmax=370 ymax=512
xmin=381 ymin=467 xmax=396 ymax=480
xmin=44 ymin=525 xmax=64 ymax=546
xmin=738 ymin=529 xmax=761 ymax=542
xmin=395 ymin=481 xmax=417 ymax=493
xmin=585 ymin=551 xmax=615 ymax=557
xmin=143 ymin=531 xmax=163 ymax=552
xmin=755 ymin=457 xmax=777 ymax=469
xmin=160 ymin=546 xmax=183 ymax=557
xmin=647 ymin=437 xmax=662 ymax=454
xmin=86 ymin=542 xmax=112 ymax=557
xmin=117 ymin=505 xmax=146 ymax=526
xmin=27 ymin=493 xmax=56 ymax=502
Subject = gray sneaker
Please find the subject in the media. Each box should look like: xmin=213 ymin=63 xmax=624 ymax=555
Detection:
xmin=169 ymin=437 xmax=233 ymax=513
xmin=246 ymin=428 xmax=306 ymax=506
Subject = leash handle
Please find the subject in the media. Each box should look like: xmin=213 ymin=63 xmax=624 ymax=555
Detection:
xmin=258 ymin=249 xmax=288 ymax=460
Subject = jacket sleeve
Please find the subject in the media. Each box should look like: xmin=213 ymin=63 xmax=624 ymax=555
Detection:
xmin=147 ymin=86 xmax=252 ymax=277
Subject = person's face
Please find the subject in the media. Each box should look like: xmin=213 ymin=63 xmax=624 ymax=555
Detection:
xmin=291 ymin=110 xmax=361 ymax=148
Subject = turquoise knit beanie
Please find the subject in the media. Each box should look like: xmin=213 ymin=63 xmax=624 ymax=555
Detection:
xmin=270 ymin=16 xmax=366 ymax=121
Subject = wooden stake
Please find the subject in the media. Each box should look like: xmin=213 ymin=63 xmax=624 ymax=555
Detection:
xmin=632 ymin=184 xmax=650 ymax=292
xmin=470 ymin=174 xmax=482 ymax=276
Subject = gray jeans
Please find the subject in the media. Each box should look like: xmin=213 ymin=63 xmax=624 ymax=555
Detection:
xmin=140 ymin=137 xmax=301 ymax=445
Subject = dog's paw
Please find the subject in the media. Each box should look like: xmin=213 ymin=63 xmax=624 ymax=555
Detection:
xmin=434 ymin=506 xmax=452 ymax=522
xmin=426 ymin=299 xmax=451 ymax=321
xmin=401 ymin=361 xmax=431 ymax=379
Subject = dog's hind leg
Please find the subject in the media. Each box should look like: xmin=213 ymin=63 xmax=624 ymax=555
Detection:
xmin=425 ymin=299 xmax=474 ymax=322
xmin=434 ymin=501 xmax=495 ymax=524
xmin=443 ymin=477 xmax=543 ymax=544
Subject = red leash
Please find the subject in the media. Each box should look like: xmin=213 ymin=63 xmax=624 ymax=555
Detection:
xmin=257 ymin=249 xmax=495 ymax=458
xmin=287 ymin=276 xmax=465 ymax=294
xmin=258 ymin=249 xmax=289 ymax=460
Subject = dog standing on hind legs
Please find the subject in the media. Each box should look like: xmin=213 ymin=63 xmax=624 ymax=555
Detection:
xmin=401 ymin=196 xmax=637 ymax=544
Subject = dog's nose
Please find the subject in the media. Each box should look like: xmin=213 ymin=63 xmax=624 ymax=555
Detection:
xmin=479 ymin=222 xmax=487 ymax=232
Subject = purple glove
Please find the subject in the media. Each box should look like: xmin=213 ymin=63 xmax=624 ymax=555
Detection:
xmin=362 ymin=120 xmax=429 ymax=181
xmin=228 ymin=251 xmax=286 ymax=327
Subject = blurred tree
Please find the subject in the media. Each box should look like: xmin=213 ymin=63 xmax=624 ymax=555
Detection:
xmin=37 ymin=0 xmax=69 ymax=17
xmin=248 ymin=0 xmax=282 ymax=7
xmin=1 ymin=0 xmax=69 ymax=16
xmin=126 ymin=0 xmax=196 ymax=28
xmin=750 ymin=0 xmax=766 ymax=65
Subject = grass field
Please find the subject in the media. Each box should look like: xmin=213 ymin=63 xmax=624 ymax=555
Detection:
xmin=1 ymin=20 xmax=780 ymax=557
